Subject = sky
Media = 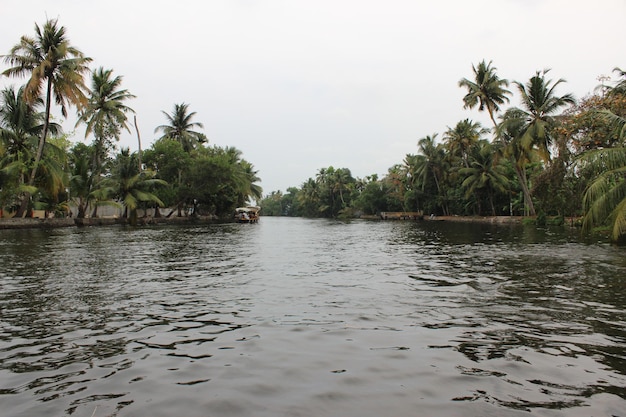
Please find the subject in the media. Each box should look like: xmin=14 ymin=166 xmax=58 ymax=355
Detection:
xmin=1 ymin=0 xmax=625 ymax=195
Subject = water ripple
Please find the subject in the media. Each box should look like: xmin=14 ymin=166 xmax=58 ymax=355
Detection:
xmin=0 ymin=220 xmax=624 ymax=416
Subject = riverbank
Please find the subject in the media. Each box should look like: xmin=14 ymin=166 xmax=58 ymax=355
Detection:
xmin=425 ymin=215 xmax=524 ymax=224
xmin=0 ymin=215 xmax=219 ymax=230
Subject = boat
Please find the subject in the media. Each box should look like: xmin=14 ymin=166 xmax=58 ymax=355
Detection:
xmin=234 ymin=206 xmax=260 ymax=223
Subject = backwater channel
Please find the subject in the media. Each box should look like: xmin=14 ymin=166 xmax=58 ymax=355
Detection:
xmin=0 ymin=217 xmax=625 ymax=416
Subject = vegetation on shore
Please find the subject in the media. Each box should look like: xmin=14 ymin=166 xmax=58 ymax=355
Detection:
xmin=260 ymin=63 xmax=626 ymax=242
xmin=2 ymin=19 xmax=625 ymax=241
xmin=1 ymin=19 xmax=262 ymax=224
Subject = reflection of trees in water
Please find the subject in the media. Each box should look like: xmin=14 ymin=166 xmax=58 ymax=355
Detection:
xmin=392 ymin=220 xmax=626 ymax=405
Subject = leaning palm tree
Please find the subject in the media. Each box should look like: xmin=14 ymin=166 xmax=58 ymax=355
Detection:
xmin=581 ymin=147 xmax=626 ymax=242
xmin=2 ymin=18 xmax=92 ymax=216
xmin=155 ymin=103 xmax=207 ymax=152
xmin=459 ymin=60 xmax=511 ymax=129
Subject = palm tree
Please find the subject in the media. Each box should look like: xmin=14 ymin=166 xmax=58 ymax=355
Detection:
xmin=239 ymin=160 xmax=263 ymax=204
xmin=444 ymin=119 xmax=488 ymax=168
xmin=415 ymin=134 xmax=450 ymax=215
xmin=459 ymin=60 xmax=511 ymax=129
xmin=497 ymin=108 xmax=537 ymax=216
xmin=111 ymin=148 xmax=167 ymax=224
xmin=459 ymin=140 xmax=509 ymax=215
xmin=330 ymin=168 xmax=353 ymax=208
xmin=298 ymin=177 xmax=320 ymax=217
xmin=580 ymin=105 xmax=626 ymax=242
xmin=2 ymin=18 xmax=92 ymax=216
xmin=155 ymin=103 xmax=206 ymax=152
xmin=581 ymin=147 xmax=626 ymax=242
xmin=76 ymin=67 xmax=135 ymax=174
xmin=509 ymin=69 xmax=576 ymax=162
xmin=0 ymin=85 xmax=61 ymax=213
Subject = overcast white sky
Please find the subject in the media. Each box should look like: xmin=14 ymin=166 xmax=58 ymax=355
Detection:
xmin=2 ymin=1 xmax=625 ymax=194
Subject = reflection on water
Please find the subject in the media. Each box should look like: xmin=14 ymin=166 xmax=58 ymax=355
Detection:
xmin=0 ymin=218 xmax=624 ymax=416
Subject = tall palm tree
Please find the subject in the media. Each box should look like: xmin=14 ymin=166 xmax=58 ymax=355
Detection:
xmin=497 ymin=108 xmax=537 ymax=216
xmin=0 ymin=85 xmax=61 ymax=212
xmin=76 ymin=67 xmax=135 ymax=173
xmin=509 ymin=69 xmax=576 ymax=162
xmin=155 ymin=103 xmax=206 ymax=152
xmin=76 ymin=67 xmax=135 ymax=217
xmin=459 ymin=60 xmax=511 ymax=129
xmin=2 ymin=18 xmax=92 ymax=216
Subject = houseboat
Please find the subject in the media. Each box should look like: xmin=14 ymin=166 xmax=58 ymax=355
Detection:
xmin=234 ymin=206 xmax=260 ymax=223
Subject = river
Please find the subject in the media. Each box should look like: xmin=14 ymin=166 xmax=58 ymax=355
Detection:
xmin=0 ymin=217 xmax=624 ymax=417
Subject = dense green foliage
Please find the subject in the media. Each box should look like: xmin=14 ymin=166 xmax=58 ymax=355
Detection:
xmin=260 ymin=64 xmax=626 ymax=242
xmin=1 ymin=18 xmax=262 ymax=221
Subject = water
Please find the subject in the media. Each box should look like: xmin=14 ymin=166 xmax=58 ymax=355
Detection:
xmin=0 ymin=218 xmax=624 ymax=417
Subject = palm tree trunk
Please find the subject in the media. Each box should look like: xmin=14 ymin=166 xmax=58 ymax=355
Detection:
xmin=134 ymin=115 xmax=142 ymax=172
xmin=15 ymin=79 xmax=53 ymax=217
xmin=489 ymin=192 xmax=496 ymax=216
xmin=513 ymin=162 xmax=535 ymax=216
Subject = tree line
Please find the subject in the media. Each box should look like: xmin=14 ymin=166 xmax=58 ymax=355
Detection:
xmin=0 ymin=19 xmax=262 ymax=224
xmin=261 ymin=62 xmax=626 ymax=242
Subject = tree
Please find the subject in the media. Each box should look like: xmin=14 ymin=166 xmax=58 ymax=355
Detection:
xmin=444 ymin=118 xmax=488 ymax=168
xmin=459 ymin=60 xmax=511 ymax=129
xmin=0 ymin=85 xmax=61 ymax=213
xmin=509 ymin=69 xmax=576 ymax=163
xmin=414 ymin=134 xmax=450 ymax=215
xmin=155 ymin=103 xmax=206 ymax=152
xmin=76 ymin=67 xmax=135 ymax=176
xmin=2 ymin=18 xmax=92 ymax=216
xmin=497 ymin=108 xmax=538 ymax=216
xmin=110 ymin=148 xmax=166 ymax=224
xmin=459 ymin=140 xmax=509 ymax=215
xmin=497 ymin=70 xmax=575 ymax=216
xmin=580 ymin=83 xmax=626 ymax=242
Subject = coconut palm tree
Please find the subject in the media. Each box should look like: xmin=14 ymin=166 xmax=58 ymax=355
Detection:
xmin=580 ymin=99 xmax=626 ymax=241
xmin=497 ymin=108 xmax=537 ymax=216
xmin=2 ymin=18 xmax=92 ymax=216
xmin=155 ymin=103 xmax=207 ymax=152
xmin=459 ymin=140 xmax=509 ymax=215
xmin=508 ymin=69 xmax=576 ymax=162
xmin=459 ymin=60 xmax=511 ymax=129
xmin=444 ymin=118 xmax=488 ymax=168
xmin=110 ymin=148 xmax=167 ymax=224
xmin=0 ymin=85 xmax=61 ymax=213
xmin=415 ymin=134 xmax=450 ymax=215
xmin=298 ymin=177 xmax=321 ymax=217
xmin=581 ymin=147 xmax=626 ymax=242
xmin=76 ymin=67 xmax=136 ymax=174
